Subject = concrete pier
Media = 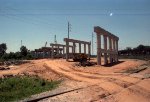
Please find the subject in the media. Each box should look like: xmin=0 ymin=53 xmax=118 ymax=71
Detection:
xmin=94 ymin=26 xmax=119 ymax=65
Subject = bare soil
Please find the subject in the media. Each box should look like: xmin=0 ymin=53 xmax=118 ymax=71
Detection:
xmin=0 ymin=58 xmax=150 ymax=102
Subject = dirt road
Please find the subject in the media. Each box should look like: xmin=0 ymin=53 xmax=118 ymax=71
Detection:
xmin=40 ymin=59 xmax=150 ymax=102
xmin=0 ymin=59 xmax=150 ymax=102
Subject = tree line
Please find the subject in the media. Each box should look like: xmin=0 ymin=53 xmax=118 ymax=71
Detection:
xmin=119 ymin=44 xmax=150 ymax=55
xmin=1 ymin=43 xmax=149 ymax=61
xmin=0 ymin=43 xmax=33 ymax=61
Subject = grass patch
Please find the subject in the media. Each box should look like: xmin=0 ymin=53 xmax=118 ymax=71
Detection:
xmin=0 ymin=76 xmax=60 ymax=102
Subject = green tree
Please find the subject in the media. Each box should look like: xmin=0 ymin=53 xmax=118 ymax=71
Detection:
xmin=137 ymin=44 xmax=144 ymax=50
xmin=1 ymin=53 xmax=9 ymax=61
xmin=136 ymin=44 xmax=145 ymax=54
xmin=126 ymin=47 xmax=132 ymax=55
xmin=20 ymin=46 xmax=28 ymax=57
xmin=15 ymin=52 xmax=22 ymax=59
xmin=0 ymin=43 xmax=7 ymax=56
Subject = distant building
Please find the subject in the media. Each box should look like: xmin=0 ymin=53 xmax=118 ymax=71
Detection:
xmin=31 ymin=47 xmax=63 ymax=59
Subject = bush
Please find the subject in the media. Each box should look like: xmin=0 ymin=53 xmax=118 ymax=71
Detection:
xmin=0 ymin=53 xmax=9 ymax=61
xmin=26 ymin=53 xmax=34 ymax=60
xmin=0 ymin=52 xmax=35 ymax=61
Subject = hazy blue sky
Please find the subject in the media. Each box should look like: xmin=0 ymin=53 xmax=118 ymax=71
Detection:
xmin=0 ymin=0 xmax=150 ymax=54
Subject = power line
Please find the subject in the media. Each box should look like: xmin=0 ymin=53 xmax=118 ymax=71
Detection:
xmin=0 ymin=6 xmax=67 ymax=31
xmin=1 ymin=8 xmax=149 ymax=11
xmin=0 ymin=13 xmax=61 ymax=34
xmin=1 ymin=13 xmax=150 ymax=15
xmin=1 ymin=6 xmax=150 ymax=16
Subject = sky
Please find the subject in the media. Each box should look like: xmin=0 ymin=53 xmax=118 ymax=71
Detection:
xmin=0 ymin=0 xmax=150 ymax=54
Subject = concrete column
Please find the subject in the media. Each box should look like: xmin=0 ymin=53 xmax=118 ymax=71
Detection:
xmin=73 ymin=42 xmax=76 ymax=53
xmin=71 ymin=46 xmax=73 ymax=53
xmin=62 ymin=46 xmax=65 ymax=54
xmin=113 ymin=39 xmax=115 ymax=51
xmin=36 ymin=52 xmax=38 ymax=58
xmin=57 ymin=46 xmax=59 ymax=54
xmin=79 ymin=43 xmax=81 ymax=53
xmin=38 ymin=52 xmax=40 ymax=58
xmin=51 ymin=46 xmax=54 ymax=58
xmin=63 ymin=46 xmax=65 ymax=58
xmin=104 ymin=35 xmax=107 ymax=65
xmin=35 ymin=52 xmax=37 ymax=58
xmin=59 ymin=49 xmax=62 ymax=58
xmin=43 ymin=51 xmax=45 ymax=58
xmin=84 ymin=43 xmax=86 ymax=54
xmin=116 ymin=40 xmax=119 ymax=62
xmin=116 ymin=40 xmax=118 ymax=52
xmin=66 ymin=41 xmax=69 ymax=61
xmin=97 ymin=34 xmax=101 ymax=65
xmin=114 ymin=39 xmax=117 ymax=62
xmin=113 ymin=38 xmax=116 ymax=62
xmin=109 ymin=37 xmax=112 ymax=63
xmin=88 ymin=43 xmax=91 ymax=59
xmin=48 ymin=51 xmax=50 ymax=58
xmin=57 ymin=46 xmax=59 ymax=58
xmin=40 ymin=52 xmax=42 ymax=58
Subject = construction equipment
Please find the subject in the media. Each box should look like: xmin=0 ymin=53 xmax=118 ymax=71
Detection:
xmin=72 ymin=53 xmax=91 ymax=67
xmin=73 ymin=53 xmax=88 ymax=62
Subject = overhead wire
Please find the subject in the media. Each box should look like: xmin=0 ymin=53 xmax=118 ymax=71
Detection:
xmin=0 ymin=6 xmax=68 ymax=32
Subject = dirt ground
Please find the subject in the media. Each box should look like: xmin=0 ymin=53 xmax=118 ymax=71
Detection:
xmin=0 ymin=58 xmax=150 ymax=102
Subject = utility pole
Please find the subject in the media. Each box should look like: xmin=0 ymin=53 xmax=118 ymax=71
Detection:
xmin=92 ymin=33 xmax=94 ymax=55
xmin=68 ymin=21 xmax=71 ymax=39
xmin=21 ymin=40 xmax=22 ymax=47
xmin=54 ymin=35 xmax=57 ymax=44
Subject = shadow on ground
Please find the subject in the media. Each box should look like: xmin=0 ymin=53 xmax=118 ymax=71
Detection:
xmin=102 ymin=61 xmax=125 ymax=67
